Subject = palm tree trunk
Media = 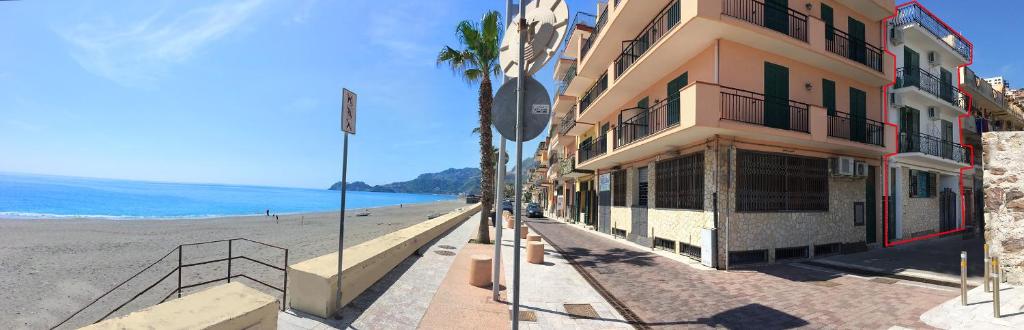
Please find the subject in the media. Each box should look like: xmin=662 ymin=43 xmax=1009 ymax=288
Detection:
xmin=476 ymin=75 xmax=495 ymax=244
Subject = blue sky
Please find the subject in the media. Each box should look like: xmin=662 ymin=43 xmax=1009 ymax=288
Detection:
xmin=0 ymin=1 xmax=1019 ymax=189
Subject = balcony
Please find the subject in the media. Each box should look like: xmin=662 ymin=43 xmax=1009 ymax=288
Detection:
xmin=827 ymin=111 xmax=884 ymax=146
xmin=722 ymin=0 xmax=808 ymax=42
xmin=579 ymin=5 xmax=608 ymax=60
xmin=575 ymin=82 xmax=887 ymax=171
xmin=895 ymin=67 xmax=967 ymax=112
xmin=578 ymin=134 xmax=608 ymax=164
xmin=720 ymin=86 xmax=809 ymax=133
xmin=893 ymin=3 xmax=971 ymax=62
xmin=558 ymin=153 xmax=593 ymax=179
xmin=614 ymin=94 xmax=680 ymax=148
xmin=579 ymin=73 xmax=608 ymax=115
xmin=560 ymin=12 xmax=596 ymax=59
xmin=826 ymin=26 xmax=883 ymax=72
xmin=899 ymin=132 xmax=968 ymax=164
xmin=613 ymin=0 xmax=680 ymax=79
xmin=556 ymin=62 xmax=577 ymax=96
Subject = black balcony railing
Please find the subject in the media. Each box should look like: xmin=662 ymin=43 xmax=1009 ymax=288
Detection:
xmin=558 ymin=110 xmax=576 ymax=135
xmin=899 ymin=132 xmax=968 ymax=163
xmin=580 ymin=6 xmax=608 ymax=59
xmin=722 ymin=0 xmax=808 ymax=42
xmin=558 ymin=154 xmax=577 ymax=175
xmin=556 ymin=63 xmax=577 ymax=95
xmin=578 ymin=134 xmax=607 ymax=163
xmin=721 ymin=86 xmax=810 ymax=133
xmin=614 ymin=0 xmax=680 ymax=78
xmin=615 ymin=96 xmax=681 ymax=148
xmin=896 ymin=67 xmax=967 ymax=110
xmin=826 ymin=27 xmax=883 ymax=72
xmin=560 ymin=11 xmax=596 ymax=55
xmin=579 ymin=72 xmax=608 ymax=113
xmin=827 ymin=111 xmax=885 ymax=146
xmin=893 ymin=3 xmax=971 ymax=61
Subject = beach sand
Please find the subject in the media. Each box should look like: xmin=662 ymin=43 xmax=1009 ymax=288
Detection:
xmin=0 ymin=199 xmax=472 ymax=330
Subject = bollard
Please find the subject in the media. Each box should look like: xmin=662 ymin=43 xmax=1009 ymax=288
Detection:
xmin=960 ymin=251 xmax=968 ymax=306
xmin=984 ymin=243 xmax=990 ymax=293
xmin=993 ymin=257 xmax=1001 ymax=318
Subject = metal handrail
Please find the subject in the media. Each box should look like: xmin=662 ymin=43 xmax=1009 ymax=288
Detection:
xmin=580 ymin=6 xmax=608 ymax=59
xmin=556 ymin=62 xmax=577 ymax=95
xmin=720 ymin=86 xmax=810 ymax=133
xmin=613 ymin=0 xmax=680 ymax=78
xmin=53 ymin=238 xmax=289 ymax=329
xmin=899 ymin=131 xmax=968 ymax=163
xmin=893 ymin=3 xmax=971 ymax=61
xmin=826 ymin=25 xmax=883 ymax=72
xmin=579 ymin=134 xmax=607 ymax=163
xmin=559 ymin=11 xmax=596 ymax=56
xmin=558 ymin=110 xmax=576 ymax=136
xmin=722 ymin=0 xmax=808 ymax=42
xmin=579 ymin=72 xmax=608 ymax=113
xmin=896 ymin=67 xmax=967 ymax=110
xmin=827 ymin=110 xmax=885 ymax=146
xmin=615 ymin=93 xmax=682 ymax=148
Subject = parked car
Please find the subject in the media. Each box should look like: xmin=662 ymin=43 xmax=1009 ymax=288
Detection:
xmin=490 ymin=200 xmax=516 ymax=225
xmin=526 ymin=203 xmax=543 ymax=218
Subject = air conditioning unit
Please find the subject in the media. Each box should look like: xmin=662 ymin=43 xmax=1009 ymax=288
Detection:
xmin=855 ymin=161 xmax=869 ymax=177
xmin=889 ymin=26 xmax=904 ymax=45
xmin=928 ymin=51 xmax=940 ymax=66
xmin=830 ymin=157 xmax=855 ymax=176
xmin=928 ymin=106 xmax=937 ymax=120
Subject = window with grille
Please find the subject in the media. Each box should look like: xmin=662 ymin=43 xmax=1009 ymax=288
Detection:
xmin=653 ymin=237 xmax=675 ymax=251
xmin=655 ymin=152 xmax=704 ymax=210
xmin=736 ymin=150 xmax=828 ymax=212
xmin=612 ymin=170 xmax=627 ymax=206
xmin=908 ymin=169 xmax=936 ymax=198
xmin=638 ymin=166 xmax=649 ymax=207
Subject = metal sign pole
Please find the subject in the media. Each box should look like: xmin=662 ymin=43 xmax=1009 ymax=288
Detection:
xmin=336 ymin=132 xmax=348 ymax=318
xmin=511 ymin=0 xmax=526 ymax=327
xmin=493 ymin=138 xmax=506 ymax=301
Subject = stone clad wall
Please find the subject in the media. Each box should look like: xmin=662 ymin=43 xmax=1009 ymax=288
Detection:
xmin=983 ymin=132 xmax=1024 ymax=285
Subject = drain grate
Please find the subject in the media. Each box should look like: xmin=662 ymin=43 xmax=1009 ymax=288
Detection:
xmin=517 ymin=310 xmax=537 ymax=322
xmin=564 ymin=304 xmax=599 ymax=319
xmin=870 ymin=277 xmax=899 ymax=284
xmin=593 ymin=267 xmax=615 ymax=274
xmin=434 ymin=250 xmax=456 ymax=256
xmin=437 ymin=245 xmax=456 ymax=250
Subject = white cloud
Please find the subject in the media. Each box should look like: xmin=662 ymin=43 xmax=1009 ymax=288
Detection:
xmin=59 ymin=0 xmax=266 ymax=87
xmin=365 ymin=1 xmax=450 ymax=62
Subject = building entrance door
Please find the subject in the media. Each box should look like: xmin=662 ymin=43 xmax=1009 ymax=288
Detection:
xmin=939 ymin=188 xmax=957 ymax=232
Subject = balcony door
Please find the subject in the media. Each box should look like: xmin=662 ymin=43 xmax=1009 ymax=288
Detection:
xmin=765 ymin=0 xmax=789 ymax=35
xmin=900 ymin=107 xmax=920 ymax=152
xmin=941 ymin=120 xmax=954 ymax=159
xmin=850 ymin=87 xmax=867 ymax=142
xmin=940 ymin=69 xmax=954 ymax=102
xmin=848 ymin=17 xmax=866 ymax=64
xmin=904 ymin=47 xmax=920 ymax=87
xmin=764 ymin=62 xmax=790 ymax=130
xmin=666 ymin=72 xmax=687 ymax=126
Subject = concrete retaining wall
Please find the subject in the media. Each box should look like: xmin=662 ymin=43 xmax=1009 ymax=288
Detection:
xmin=983 ymin=132 xmax=1024 ymax=284
xmin=82 ymin=282 xmax=278 ymax=330
xmin=287 ymin=204 xmax=481 ymax=318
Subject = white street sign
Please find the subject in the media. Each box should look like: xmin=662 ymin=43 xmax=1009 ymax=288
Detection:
xmin=342 ymin=88 xmax=357 ymax=134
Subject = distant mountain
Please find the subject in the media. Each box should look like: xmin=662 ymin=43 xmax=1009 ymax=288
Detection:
xmin=330 ymin=168 xmax=481 ymax=195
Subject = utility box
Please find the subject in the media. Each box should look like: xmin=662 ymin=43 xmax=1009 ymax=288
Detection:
xmin=701 ymin=228 xmax=717 ymax=268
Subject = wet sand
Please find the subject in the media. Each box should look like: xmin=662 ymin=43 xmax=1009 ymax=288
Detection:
xmin=0 ymin=199 xmax=470 ymax=329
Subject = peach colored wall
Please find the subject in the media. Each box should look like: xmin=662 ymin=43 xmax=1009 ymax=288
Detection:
xmin=809 ymin=1 xmax=884 ymax=47
xmin=718 ymin=40 xmax=883 ymax=122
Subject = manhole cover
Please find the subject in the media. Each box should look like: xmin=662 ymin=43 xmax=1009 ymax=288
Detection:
xmin=438 ymin=245 xmax=456 ymax=250
xmin=870 ymin=277 xmax=899 ymax=284
xmin=517 ymin=310 xmax=537 ymax=322
xmin=434 ymin=250 xmax=456 ymax=256
xmin=564 ymin=304 xmax=598 ymax=319
xmin=593 ymin=267 xmax=615 ymax=274
xmin=813 ymin=281 xmax=841 ymax=287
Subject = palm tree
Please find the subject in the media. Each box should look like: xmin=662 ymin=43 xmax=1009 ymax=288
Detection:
xmin=437 ymin=10 xmax=502 ymax=244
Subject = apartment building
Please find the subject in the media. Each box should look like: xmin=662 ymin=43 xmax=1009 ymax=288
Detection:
xmin=542 ymin=0 xmax=896 ymax=267
xmin=887 ymin=1 xmax=972 ymax=243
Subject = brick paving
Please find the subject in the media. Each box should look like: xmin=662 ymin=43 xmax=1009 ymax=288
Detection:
xmin=526 ymin=217 xmax=960 ymax=329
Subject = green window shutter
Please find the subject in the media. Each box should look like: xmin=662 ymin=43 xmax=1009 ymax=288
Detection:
xmin=666 ymin=72 xmax=687 ymax=125
xmin=908 ymin=169 xmax=917 ymax=198
xmin=848 ymin=17 xmax=866 ymax=63
xmin=821 ymin=4 xmax=834 ymax=40
xmin=764 ymin=62 xmax=790 ymax=130
xmin=929 ymin=172 xmax=937 ymax=197
xmin=822 ymin=79 xmax=836 ymax=115
xmin=850 ymin=87 xmax=866 ymax=142
xmin=765 ymin=0 xmax=789 ymax=34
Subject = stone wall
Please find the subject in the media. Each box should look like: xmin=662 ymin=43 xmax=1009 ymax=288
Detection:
xmin=983 ymin=132 xmax=1024 ymax=285
xmin=899 ymin=168 xmax=941 ymax=238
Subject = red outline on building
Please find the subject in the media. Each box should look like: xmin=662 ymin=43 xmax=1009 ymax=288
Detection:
xmin=882 ymin=1 xmax=974 ymax=247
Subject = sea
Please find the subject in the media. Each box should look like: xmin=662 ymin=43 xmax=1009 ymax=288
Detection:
xmin=0 ymin=173 xmax=455 ymax=219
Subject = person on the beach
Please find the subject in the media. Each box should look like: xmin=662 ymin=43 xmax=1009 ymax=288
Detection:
xmin=266 ymin=209 xmax=269 ymax=216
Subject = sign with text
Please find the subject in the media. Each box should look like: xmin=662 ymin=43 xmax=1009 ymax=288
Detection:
xmin=342 ymin=88 xmax=357 ymax=134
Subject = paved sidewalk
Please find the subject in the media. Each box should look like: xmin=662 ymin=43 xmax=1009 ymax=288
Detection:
xmin=419 ymin=241 xmax=508 ymax=329
xmin=922 ymin=283 xmax=1024 ymax=329
xmin=527 ymin=217 xmax=959 ymax=329
xmin=278 ymin=212 xmax=481 ymax=330
xmin=500 ymin=220 xmax=633 ymax=329
xmin=809 ymin=234 xmax=984 ymax=287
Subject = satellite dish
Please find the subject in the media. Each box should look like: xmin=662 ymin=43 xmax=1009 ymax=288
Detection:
xmin=492 ymin=77 xmax=552 ymax=141
xmin=499 ymin=0 xmax=570 ymax=78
